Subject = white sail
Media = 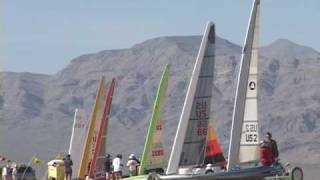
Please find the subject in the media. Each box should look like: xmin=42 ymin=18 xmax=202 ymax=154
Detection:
xmin=227 ymin=0 xmax=260 ymax=170
xmin=166 ymin=22 xmax=215 ymax=175
xmin=68 ymin=109 xmax=89 ymax=177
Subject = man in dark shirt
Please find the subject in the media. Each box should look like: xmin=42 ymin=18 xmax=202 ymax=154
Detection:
xmin=104 ymin=154 xmax=112 ymax=179
xmin=265 ymin=132 xmax=279 ymax=162
xmin=63 ymin=154 xmax=73 ymax=180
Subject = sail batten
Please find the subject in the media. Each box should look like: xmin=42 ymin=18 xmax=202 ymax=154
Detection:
xmin=166 ymin=22 xmax=216 ymax=175
xmin=227 ymin=0 xmax=260 ymax=170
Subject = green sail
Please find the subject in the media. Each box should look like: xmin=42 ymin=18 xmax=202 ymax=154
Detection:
xmin=138 ymin=64 xmax=169 ymax=175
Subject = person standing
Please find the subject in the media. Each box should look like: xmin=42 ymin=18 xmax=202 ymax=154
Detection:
xmin=260 ymin=141 xmax=274 ymax=166
xmin=126 ymin=154 xmax=140 ymax=176
xmin=265 ymin=132 xmax=279 ymax=162
xmin=2 ymin=165 xmax=13 ymax=180
xmin=104 ymin=154 xmax=112 ymax=180
xmin=63 ymin=154 xmax=73 ymax=180
xmin=112 ymin=154 xmax=122 ymax=180
xmin=2 ymin=165 xmax=8 ymax=180
xmin=12 ymin=164 xmax=18 ymax=180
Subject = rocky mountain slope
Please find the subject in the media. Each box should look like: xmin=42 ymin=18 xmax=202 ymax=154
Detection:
xmin=0 ymin=35 xmax=320 ymax=167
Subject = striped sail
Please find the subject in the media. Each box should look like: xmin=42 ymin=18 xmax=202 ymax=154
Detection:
xmin=139 ymin=64 xmax=169 ymax=175
xmin=227 ymin=0 xmax=260 ymax=170
xmin=204 ymin=122 xmax=226 ymax=166
xmin=166 ymin=22 xmax=216 ymax=174
xmin=78 ymin=77 xmax=106 ymax=179
xmin=89 ymin=79 xmax=116 ymax=178
xmin=68 ymin=109 xmax=89 ymax=178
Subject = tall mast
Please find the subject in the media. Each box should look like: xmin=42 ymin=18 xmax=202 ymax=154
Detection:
xmin=69 ymin=109 xmax=79 ymax=155
xmin=227 ymin=0 xmax=261 ymax=170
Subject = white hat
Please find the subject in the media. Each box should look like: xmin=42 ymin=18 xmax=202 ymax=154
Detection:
xmin=129 ymin=154 xmax=135 ymax=158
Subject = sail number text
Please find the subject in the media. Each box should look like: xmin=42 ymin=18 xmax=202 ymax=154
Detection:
xmin=197 ymin=127 xmax=207 ymax=136
xmin=74 ymin=122 xmax=85 ymax=129
xmin=245 ymin=134 xmax=258 ymax=143
xmin=242 ymin=122 xmax=259 ymax=144
xmin=195 ymin=100 xmax=209 ymax=136
xmin=195 ymin=101 xmax=208 ymax=120
xmin=152 ymin=149 xmax=164 ymax=157
xmin=245 ymin=123 xmax=258 ymax=132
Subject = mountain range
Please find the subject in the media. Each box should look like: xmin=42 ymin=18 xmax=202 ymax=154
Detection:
xmin=0 ymin=35 xmax=319 ymax=170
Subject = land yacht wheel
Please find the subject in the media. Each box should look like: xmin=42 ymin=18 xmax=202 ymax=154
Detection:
xmin=290 ymin=167 xmax=303 ymax=180
xmin=147 ymin=173 xmax=160 ymax=180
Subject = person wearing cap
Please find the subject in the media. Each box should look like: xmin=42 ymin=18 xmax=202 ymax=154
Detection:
xmin=112 ymin=154 xmax=123 ymax=180
xmin=126 ymin=154 xmax=140 ymax=176
xmin=104 ymin=154 xmax=112 ymax=179
xmin=265 ymin=132 xmax=279 ymax=162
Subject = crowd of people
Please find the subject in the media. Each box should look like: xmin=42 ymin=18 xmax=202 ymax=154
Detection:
xmin=104 ymin=154 xmax=140 ymax=179
xmin=64 ymin=153 xmax=141 ymax=180
xmin=1 ymin=164 xmax=35 ymax=180
xmin=1 ymin=165 xmax=13 ymax=180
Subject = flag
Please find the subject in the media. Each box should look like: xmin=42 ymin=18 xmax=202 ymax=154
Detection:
xmin=31 ymin=157 xmax=44 ymax=164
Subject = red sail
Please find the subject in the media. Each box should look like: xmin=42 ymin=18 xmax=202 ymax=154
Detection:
xmin=89 ymin=78 xmax=116 ymax=178
xmin=205 ymin=123 xmax=226 ymax=166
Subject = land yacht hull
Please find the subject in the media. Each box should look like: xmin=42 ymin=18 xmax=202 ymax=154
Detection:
xmin=155 ymin=165 xmax=285 ymax=180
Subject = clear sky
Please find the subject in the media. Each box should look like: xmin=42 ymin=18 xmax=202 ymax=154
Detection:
xmin=1 ymin=0 xmax=319 ymax=74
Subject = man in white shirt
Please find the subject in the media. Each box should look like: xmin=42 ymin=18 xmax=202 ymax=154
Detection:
xmin=2 ymin=166 xmax=8 ymax=180
xmin=112 ymin=154 xmax=122 ymax=180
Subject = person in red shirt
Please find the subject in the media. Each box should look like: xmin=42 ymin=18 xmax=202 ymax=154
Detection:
xmin=265 ymin=132 xmax=279 ymax=161
xmin=260 ymin=141 xmax=274 ymax=166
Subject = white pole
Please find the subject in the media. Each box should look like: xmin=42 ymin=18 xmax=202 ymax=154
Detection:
xmin=69 ymin=109 xmax=79 ymax=154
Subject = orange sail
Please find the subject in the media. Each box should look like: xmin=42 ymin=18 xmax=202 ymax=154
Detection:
xmin=89 ymin=78 xmax=116 ymax=178
xmin=205 ymin=122 xmax=226 ymax=166
xmin=78 ymin=77 xmax=106 ymax=179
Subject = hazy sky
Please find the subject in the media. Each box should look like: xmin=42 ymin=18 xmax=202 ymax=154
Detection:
xmin=1 ymin=0 xmax=319 ymax=74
